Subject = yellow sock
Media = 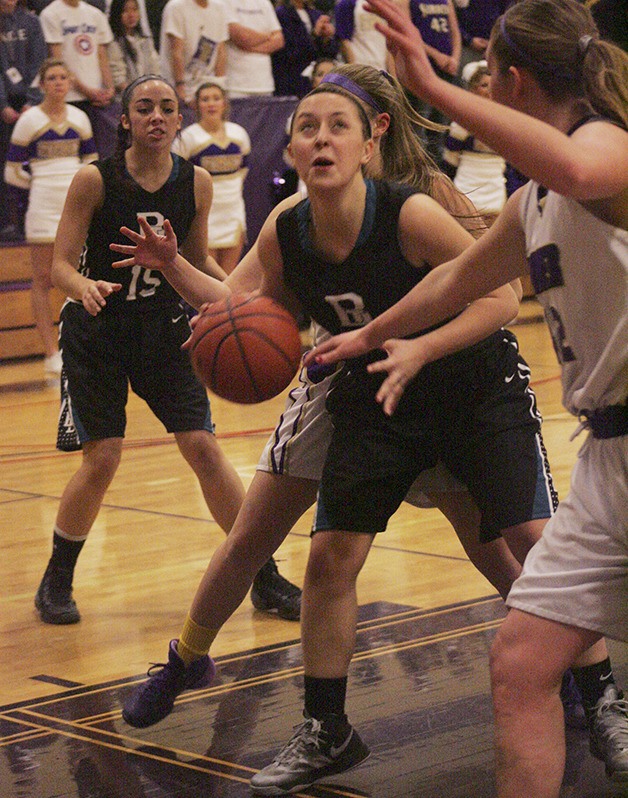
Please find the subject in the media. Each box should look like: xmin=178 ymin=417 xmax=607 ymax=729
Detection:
xmin=176 ymin=614 xmax=219 ymax=667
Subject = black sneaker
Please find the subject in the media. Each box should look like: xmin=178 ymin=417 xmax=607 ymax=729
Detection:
xmin=589 ymin=684 xmax=628 ymax=783
xmin=250 ymin=714 xmax=370 ymax=795
xmin=35 ymin=565 xmax=80 ymax=624
xmin=122 ymin=640 xmax=215 ymax=728
xmin=251 ymin=558 xmax=301 ymax=621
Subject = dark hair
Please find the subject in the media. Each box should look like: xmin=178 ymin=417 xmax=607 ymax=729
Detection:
xmin=114 ymin=75 xmax=178 ymax=189
xmin=109 ymin=0 xmax=143 ymax=64
xmin=491 ymin=0 xmax=628 ymax=127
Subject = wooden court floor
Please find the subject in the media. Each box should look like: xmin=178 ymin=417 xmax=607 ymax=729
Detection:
xmin=1 ymin=306 xmax=626 ymax=798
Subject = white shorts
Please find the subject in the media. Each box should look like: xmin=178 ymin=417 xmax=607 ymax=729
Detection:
xmin=507 ymin=433 xmax=628 ymax=642
xmin=257 ymin=362 xmax=467 ymax=507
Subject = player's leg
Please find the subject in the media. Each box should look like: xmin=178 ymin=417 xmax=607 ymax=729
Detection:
xmin=429 ymin=488 xmax=521 ymax=600
xmin=490 ymin=609 xmax=600 ymax=798
xmin=36 ymin=303 xmax=128 ymax=624
xmin=250 ymin=530 xmax=374 ymax=796
xmin=36 ymin=437 xmax=123 ymax=624
xmin=174 ymin=429 xmax=245 ymax=535
xmin=122 ymin=469 xmax=318 ymax=728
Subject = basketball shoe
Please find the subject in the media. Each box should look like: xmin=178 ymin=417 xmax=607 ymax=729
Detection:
xmin=251 ymin=558 xmax=301 ymax=621
xmin=35 ymin=564 xmax=80 ymax=624
xmin=560 ymin=669 xmax=587 ymax=729
xmin=122 ymin=640 xmax=215 ymax=728
xmin=250 ymin=713 xmax=370 ymax=795
xmin=588 ymin=684 xmax=628 ymax=782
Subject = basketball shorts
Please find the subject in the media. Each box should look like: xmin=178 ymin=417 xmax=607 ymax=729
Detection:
xmin=58 ymin=301 xmax=213 ymax=445
xmin=507 ymin=433 xmax=628 ymax=643
xmin=257 ymin=362 xmax=468 ymax=505
xmin=314 ymin=330 xmax=557 ymax=538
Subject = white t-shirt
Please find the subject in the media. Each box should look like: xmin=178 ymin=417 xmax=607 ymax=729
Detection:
xmin=40 ymin=0 xmax=113 ymax=102
xmin=160 ymin=0 xmax=228 ymax=99
xmin=225 ymin=0 xmax=281 ymax=96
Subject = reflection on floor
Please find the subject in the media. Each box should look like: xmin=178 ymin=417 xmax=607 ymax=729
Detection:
xmin=1 ymin=598 xmax=625 ymax=798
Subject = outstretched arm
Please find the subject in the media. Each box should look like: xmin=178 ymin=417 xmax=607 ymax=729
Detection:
xmin=366 ymin=0 xmax=628 ymax=200
xmin=111 ymin=217 xmax=231 ymax=307
xmin=308 ymin=193 xmax=529 ymax=393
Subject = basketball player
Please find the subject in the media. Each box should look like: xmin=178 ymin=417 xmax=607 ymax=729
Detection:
xmin=111 ymin=81 xmax=567 ymax=792
xmin=310 ymin=1 xmax=628 ymax=794
xmin=114 ymin=66 xmax=625 ymax=752
xmin=34 ymin=74 xmax=300 ymax=628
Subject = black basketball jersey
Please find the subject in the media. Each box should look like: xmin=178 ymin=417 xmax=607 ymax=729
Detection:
xmin=277 ymin=179 xmax=431 ymax=338
xmin=78 ymin=154 xmax=196 ymax=312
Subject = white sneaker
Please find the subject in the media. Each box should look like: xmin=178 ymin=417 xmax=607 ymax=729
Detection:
xmin=44 ymin=352 xmax=62 ymax=374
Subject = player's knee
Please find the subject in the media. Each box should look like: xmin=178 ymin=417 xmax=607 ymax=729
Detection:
xmin=306 ymin=534 xmax=363 ymax=593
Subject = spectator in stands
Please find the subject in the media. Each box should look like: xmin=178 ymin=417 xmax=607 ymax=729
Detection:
xmin=159 ymin=0 xmax=228 ymax=107
xmin=0 ymin=0 xmax=46 ymax=241
xmin=108 ymin=0 xmax=159 ymax=99
xmin=145 ymin=0 xmax=167 ymax=48
xmin=335 ymin=0 xmax=394 ymax=71
xmin=225 ymin=0 xmax=284 ymax=98
xmin=272 ymin=0 xmax=340 ymax=98
xmin=455 ymin=0 xmax=508 ymax=71
xmin=4 ymin=58 xmax=97 ymax=373
xmin=174 ymin=80 xmax=250 ymax=274
xmin=408 ymin=0 xmax=461 ymax=164
xmin=39 ymin=0 xmax=115 ymax=155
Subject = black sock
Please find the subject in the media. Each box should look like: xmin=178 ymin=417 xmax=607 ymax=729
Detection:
xmin=304 ymin=675 xmax=348 ymax=721
xmin=571 ymin=658 xmax=617 ymax=716
xmin=48 ymin=530 xmax=85 ymax=574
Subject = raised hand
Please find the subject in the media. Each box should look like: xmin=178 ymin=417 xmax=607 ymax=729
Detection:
xmin=110 ymin=217 xmax=179 ymax=272
xmin=364 ymin=0 xmax=439 ymax=99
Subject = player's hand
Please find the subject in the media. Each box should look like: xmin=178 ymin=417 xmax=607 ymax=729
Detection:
xmin=303 ymin=327 xmax=370 ymax=367
xmin=367 ymin=337 xmax=428 ymax=416
xmin=81 ymin=279 xmax=122 ymax=316
xmin=365 ymin=0 xmax=439 ymax=99
xmin=110 ymin=217 xmax=179 ymax=271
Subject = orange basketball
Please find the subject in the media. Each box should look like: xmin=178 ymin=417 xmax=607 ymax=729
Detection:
xmin=188 ymin=294 xmax=302 ymax=404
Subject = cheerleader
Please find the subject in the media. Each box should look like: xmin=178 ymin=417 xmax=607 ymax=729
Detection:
xmin=173 ymin=81 xmax=250 ymax=274
xmin=4 ymin=58 xmax=97 ymax=373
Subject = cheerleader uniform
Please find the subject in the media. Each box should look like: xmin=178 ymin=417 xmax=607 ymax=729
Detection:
xmin=5 ymin=104 xmax=97 ymax=243
xmin=174 ymin=121 xmax=250 ymax=248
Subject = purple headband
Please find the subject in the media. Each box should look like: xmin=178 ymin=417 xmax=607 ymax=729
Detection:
xmin=320 ymin=73 xmax=384 ymax=114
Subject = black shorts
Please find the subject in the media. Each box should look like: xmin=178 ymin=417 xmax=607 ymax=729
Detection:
xmin=314 ymin=330 xmax=557 ymax=540
xmin=59 ymin=301 xmax=213 ymax=443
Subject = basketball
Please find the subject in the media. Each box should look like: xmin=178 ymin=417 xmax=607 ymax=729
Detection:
xmin=188 ymin=294 xmax=302 ymax=404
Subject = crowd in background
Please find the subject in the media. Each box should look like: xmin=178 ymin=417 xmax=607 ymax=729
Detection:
xmin=1 ymin=0 xmax=626 ymax=246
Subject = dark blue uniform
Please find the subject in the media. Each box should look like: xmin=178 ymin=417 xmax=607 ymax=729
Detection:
xmin=58 ymin=154 xmax=213 ymax=446
xmin=276 ymin=179 xmax=557 ymax=538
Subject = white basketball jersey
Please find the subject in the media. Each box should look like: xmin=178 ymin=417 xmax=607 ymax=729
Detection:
xmin=519 ymin=180 xmax=628 ymax=416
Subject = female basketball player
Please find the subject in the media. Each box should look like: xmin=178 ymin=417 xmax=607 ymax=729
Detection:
xmin=4 ymin=59 xmax=97 ymax=373
xmin=34 ymin=75 xmax=298 ymax=628
xmin=310 ymin=1 xmax=628 ymax=794
xmin=115 ymin=65 xmax=623 ymax=749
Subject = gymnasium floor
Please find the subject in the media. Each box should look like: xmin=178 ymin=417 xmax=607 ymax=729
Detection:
xmin=1 ymin=307 xmax=626 ymax=798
